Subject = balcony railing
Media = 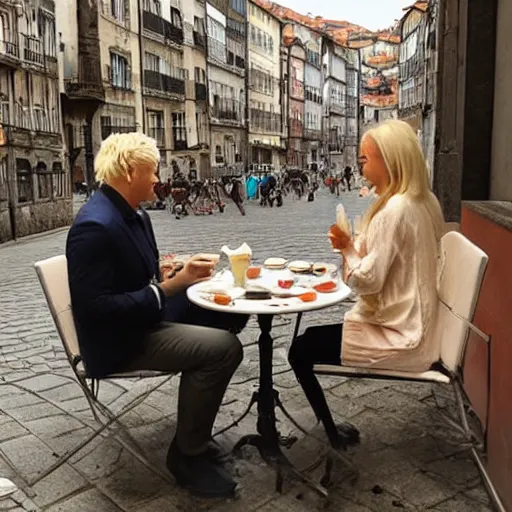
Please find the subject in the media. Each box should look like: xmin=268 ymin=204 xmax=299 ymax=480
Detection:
xmin=329 ymin=102 xmax=346 ymax=115
xmin=148 ymin=127 xmax=165 ymax=147
xmin=250 ymin=109 xmax=281 ymax=133
xmin=64 ymin=56 xmax=105 ymax=101
xmin=303 ymin=128 xmax=322 ymax=140
xmin=22 ymin=35 xmax=44 ymax=66
xmin=193 ymin=31 xmax=206 ymax=50
xmin=173 ymin=139 xmax=188 ymax=151
xmin=144 ymin=69 xmax=185 ymax=95
xmin=101 ymin=124 xmax=137 ymax=140
xmin=195 ymin=82 xmax=207 ymax=101
xmin=212 ymin=98 xmax=242 ymax=122
xmin=289 ymin=119 xmax=303 ymax=137
xmin=0 ymin=31 xmax=19 ymax=61
xmin=143 ymin=11 xmax=184 ymax=45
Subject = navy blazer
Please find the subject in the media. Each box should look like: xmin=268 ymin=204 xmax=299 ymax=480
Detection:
xmin=66 ymin=186 xmax=165 ymax=378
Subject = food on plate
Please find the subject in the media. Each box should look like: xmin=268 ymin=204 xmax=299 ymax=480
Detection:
xmin=312 ymin=262 xmax=337 ymax=276
xmin=246 ymin=266 xmax=261 ymax=279
xmin=312 ymin=263 xmax=327 ymax=276
xmin=278 ymin=279 xmax=294 ymax=289
xmin=313 ymin=281 xmax=337 ymax=293
xmin=299 ymin=291 xmax=317 ymax=302
xmin=264 ymin=257 xmax=288 ymax=269
xmin=213 ymin=294 xmax=232 ymax=306
xmin=288 ymin=260 xmax=312 ymax=273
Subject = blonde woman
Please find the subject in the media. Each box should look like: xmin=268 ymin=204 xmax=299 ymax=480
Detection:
xmin=288 ymin=120 xmax=445 ymax=448
xmin=67 ymin=132 xmax=245 ymax=498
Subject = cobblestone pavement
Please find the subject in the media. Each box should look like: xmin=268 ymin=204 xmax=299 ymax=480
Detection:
xmin=0 ymin=189 xmax=493 ymax=511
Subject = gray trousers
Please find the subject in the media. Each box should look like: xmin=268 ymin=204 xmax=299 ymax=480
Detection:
xmin=125 ymin=321 xmax=243 ymax=455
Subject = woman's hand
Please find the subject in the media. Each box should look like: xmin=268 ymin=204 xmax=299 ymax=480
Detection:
xmin=328 ymin=224 xmax=353 ymax=252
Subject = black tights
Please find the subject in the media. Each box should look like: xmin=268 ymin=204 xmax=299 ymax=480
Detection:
xmin=288 ymin=323 xmax=343 ymax=447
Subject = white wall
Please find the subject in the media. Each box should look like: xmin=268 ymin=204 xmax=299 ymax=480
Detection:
xmin=490 ymin=0 xmax=512 ymax=200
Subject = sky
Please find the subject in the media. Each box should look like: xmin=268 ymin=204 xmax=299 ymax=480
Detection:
xmin=273 ymin=0 xmax=408 ymax=31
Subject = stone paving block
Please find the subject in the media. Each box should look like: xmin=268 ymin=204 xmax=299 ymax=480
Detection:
xmin=31 ymin=464 xmax=87 ymax=508
xmin=44 ymin=488 xmax=124 ymax=512
xmin=24 ymin=415 xmax=84 ymax=440
xmin=0 ymin=421 xmax=30 ymax=443
xmin=95 ymin=452 xmax=172 ymax=510
xmin=0 ymin=434 xmax=62 ymax=480
xmin=7 ymin=403 xmax=62 ymax=424
xmin=72 ymin=439 xmax=125 ymax=482
xmin=424 ymin=452 xmax=481 ymax=488
xmin=40 ymin=382 xmax=85 ymax=403
xmin=429 ymin=493 xmax=494 ymax=512
xmin=388 ymin=471 xmax=458 ymax=508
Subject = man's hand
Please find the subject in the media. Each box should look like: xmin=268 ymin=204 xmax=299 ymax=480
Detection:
xmin=328 ymin=224 xmax=353 ymax=252
xmin=158 ymin=254 xmax=216 ymax=297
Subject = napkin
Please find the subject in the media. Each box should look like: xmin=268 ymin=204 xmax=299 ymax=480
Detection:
xmin=220 ymin=243 xmax=252 ymax=258
xmin=336 ymin=203 xmax=352 ymax=235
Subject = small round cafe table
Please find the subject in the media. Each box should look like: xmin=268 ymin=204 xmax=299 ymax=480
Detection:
xmin=187 ymin=271 xmax=351 ymax=495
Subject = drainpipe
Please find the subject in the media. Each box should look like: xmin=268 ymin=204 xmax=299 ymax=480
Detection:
xmin=245 ymin=13 xmax=250 ymax=172
xmin=137 ymin=0 xmax=146 ymax=133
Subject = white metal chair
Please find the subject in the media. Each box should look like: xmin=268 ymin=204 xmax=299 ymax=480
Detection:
xmin=311 ymin=231 xmax=505 ymax=510
xmin=28 ymin=255 xmax=176 ymax=486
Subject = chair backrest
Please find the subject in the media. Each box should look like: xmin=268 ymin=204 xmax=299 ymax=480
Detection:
xmin=34 ymin=255 xmax=81 ymax=363
xmin=436 ymin=231 xmax=488 ymax=372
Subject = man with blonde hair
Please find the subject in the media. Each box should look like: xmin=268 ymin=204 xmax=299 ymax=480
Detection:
xmin=66 ymin=132 xmax=245 ymax=498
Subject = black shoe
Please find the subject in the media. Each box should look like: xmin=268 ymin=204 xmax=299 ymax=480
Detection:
xmin=337 ymin=422 xmax=360 ymax=446
xmin=167 ymin=439 xmax=237 ymax=498
xmin=205 ymin=439 xmax=231 ymax=464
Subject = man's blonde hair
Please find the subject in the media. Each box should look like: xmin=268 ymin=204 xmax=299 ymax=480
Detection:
xmin=95 ymin=132 xmax=160 ymax=183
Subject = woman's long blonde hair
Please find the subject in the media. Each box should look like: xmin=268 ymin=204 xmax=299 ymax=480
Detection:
xmin=362 ymin=120 xmax=443 ymax=238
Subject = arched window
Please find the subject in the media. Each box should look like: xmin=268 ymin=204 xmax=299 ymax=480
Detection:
xmin=36 ymin=161 xmax=51 ymax=199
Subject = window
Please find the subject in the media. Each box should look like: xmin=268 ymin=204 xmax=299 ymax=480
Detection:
xmin=36 ymin=162 xmax=51 ymax=199
xmin=32 ymin=105 xmax=50 ymax=132
xmin=0 ymin=156 xmax=7 ymax=201
xmin=194 ymin=67 xmax=206 ymax=83
xmin=110 ymin=0 xmax=126 ymax=23
xmin=172 ymin=112 xmax=186 ymax=150
xmin=249 ymin=25 xmax=273 ymax=56
xmin=52 ymin=162 xmax=65 ymax=198
xmin=144 ymin=52 xmax=160 ymax=72
xmin=110 ymin=53 xmax=131 ymax=89
xmin=170 ymin=7 xmax=181 ymax=28
xmin=16 ymin=159 xmax=33 ymax=203
xmin=38 ymin=9 xmax=56 ymax=58
xmin=207 ymin=16 xmax=225 ymax=43
xmin=229 ymin=0 xmax=246 ymax=16
xmin=147 ymin=110 xmax=164 ymax=146
xmin=215 ymin=145 xmax=223 ymax=163
xmin=193 ymin=16 xmax=204 ymax=34
xmin=143 ymin=0 xmax=160 ymax=15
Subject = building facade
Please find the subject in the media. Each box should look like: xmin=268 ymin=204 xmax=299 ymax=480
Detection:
xmin=0 ymin=0 xmax=70 ymax=243
xmin=360 ymin=39 xmax=399 ymax=130
xmin=247 ymin=0 xmax=283 ymax=169
xmin=206 ymin=0 xmax=246 ymax=175
xmin=284 ymin=33 xmax=306 ymax=168
xmin=322 ymin=38 xmax=347 ymax=172
xmin=58 ymin=0 xmax=141 ymax=190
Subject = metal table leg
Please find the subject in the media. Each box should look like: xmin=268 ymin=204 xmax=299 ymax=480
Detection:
xmin=231 ymin=313 xmax=328 ymax=496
